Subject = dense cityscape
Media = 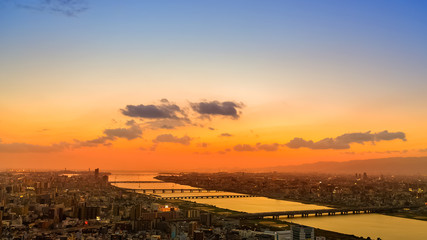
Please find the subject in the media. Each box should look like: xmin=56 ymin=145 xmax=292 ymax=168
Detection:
xmin=157 ymin=173 xmax=427 ymax=211
xmin=1 ymin=170 xmax=426 ymax=239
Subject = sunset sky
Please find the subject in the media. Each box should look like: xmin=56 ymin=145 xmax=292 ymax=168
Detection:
xmin=1 ymin=1 xmax=427 ymax=171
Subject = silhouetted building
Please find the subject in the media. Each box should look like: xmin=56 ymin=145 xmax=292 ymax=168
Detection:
xmin=200 ymin=213 xmax=212 ymax=226
xmin=292 ymin=225 xmax=315 ymax=240
xmin=74 ymin=203 xmax=100 ymax=220
xmin=48 ymin=207 xmax=64 ymax=222
xmin=188 ymin=221 xmax=198 ymax=238
xmin=130 ymin=204 xmax=142 ymax=220
xmin=102 ymin=175 xmax=109 ymax=183
xmin=113 ymin=204 xmax=120 ymax=216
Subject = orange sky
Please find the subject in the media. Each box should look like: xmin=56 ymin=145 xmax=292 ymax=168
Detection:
xmin=0 ymin=97 xmax=425 ymax=171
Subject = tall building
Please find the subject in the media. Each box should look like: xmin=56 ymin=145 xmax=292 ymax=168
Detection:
xmin=187 ymin=209 xmax=200 ymax=218
xmin=130 ymin=204 xmax=142 ymax=220
xmin=112 ymin=204 xmax=120 ymax=216
xmin=200 ymin=213 xmax=212 ymax=226
xmin=188 ymin=221 xmax=198 ymax=238
xmin=291 ymin=225 xmax=315 ymax=240
xmin=74 ymin=203 xmax=100 ymax=220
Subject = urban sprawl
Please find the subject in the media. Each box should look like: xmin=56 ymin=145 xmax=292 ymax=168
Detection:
xmin=0 ymin=170 xmax=426 ymax=240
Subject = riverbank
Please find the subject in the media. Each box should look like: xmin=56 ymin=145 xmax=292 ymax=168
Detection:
xmin=156 ymin=196 xmax=367 ymax=240
xmin=156 ymin=175 xmax=427 ymax=222
xmin=113 ymin=181 xmax=368 ymax=239
xmin=384 ymin=212 xmax=427 ymax=222
xmin=155 ymin=175 xmax=340 ymax=207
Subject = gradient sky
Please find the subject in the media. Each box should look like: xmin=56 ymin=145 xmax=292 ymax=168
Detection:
xmin=1 ymin=0 xmax=427 ymax=171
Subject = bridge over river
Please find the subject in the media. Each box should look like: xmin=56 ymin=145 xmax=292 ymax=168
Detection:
xmin=118 ymin=188 xmax=221 ymax=193
xmin=229 ymin=206 xmax=421 ymax=219
xmin=158 ymin=194 xmax=256 ymax=200
xmin=110 ymin=181 xmax=164 ymax=183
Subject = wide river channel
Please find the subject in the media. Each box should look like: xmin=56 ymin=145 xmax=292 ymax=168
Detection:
xmin=110 ymin=172 xmax=427 ymax=240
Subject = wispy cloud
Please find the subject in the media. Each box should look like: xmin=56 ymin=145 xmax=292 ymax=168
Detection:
xmin=1 ymin=120 xmax=143 ymax=152
xmin=256 ymin=143 xmax=280 ymax=151
xmin=153 ymin=134 xmax=192 ymax=145
xmin=144 ymin=118 xmax=189 ymax=130
xmin=74 ymin=120 xmax=142 ymax=148
xmin=13 ymin=0 xmax=88 ymax=17
xmin=233 ymin=142 xmax=281 ymax=152
xmin=0 ymin=139 xmax=70 ymax=153
xmin=103 ymin=120 xmax=142 ymax=140
xmin=233 ymin=144 xmax=256 ymax=152
xmin=286 ymin=131 xmax=406 ymax=150
xmin=220 ymin=133 xmax=233 ymax=137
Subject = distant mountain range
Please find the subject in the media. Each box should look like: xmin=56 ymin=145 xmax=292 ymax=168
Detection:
xmin=259 ymin=156 xmax=427 ymax=175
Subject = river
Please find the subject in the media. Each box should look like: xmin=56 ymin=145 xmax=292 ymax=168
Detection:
xmin=110 ymin=172 xmax=427 ymax=240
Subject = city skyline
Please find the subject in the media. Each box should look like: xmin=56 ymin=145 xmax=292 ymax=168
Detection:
xmin=1 ymin=1 xmax=427 ymax=171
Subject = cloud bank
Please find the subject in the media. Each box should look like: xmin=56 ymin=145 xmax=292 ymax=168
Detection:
xmin=0 ymin=139 xmax=69 ymax=153
xmin=74 ymin=120 xmax=142 ymax=148
xmin=234 ymin=143 xmax=281 ymax=152
xmin=286 ymin=131 xmax=406 ymax=150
